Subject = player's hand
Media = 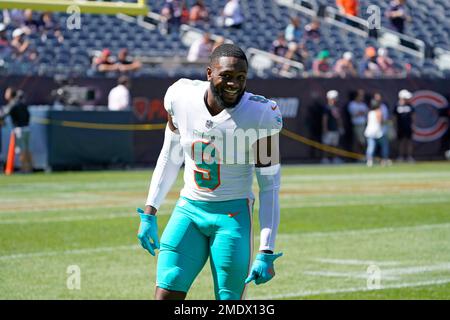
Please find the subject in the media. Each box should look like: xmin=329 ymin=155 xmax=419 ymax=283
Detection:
xmin=137 ymin=208 xmax=160 ymax=256
xmin=245 ymin=252 xmax=283 ymax=285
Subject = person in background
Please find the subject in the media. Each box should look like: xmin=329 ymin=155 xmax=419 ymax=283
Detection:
xmin=304 ymin=19 xmax=321 ymax=42
xmin=386 ymin=0 xmax=411 ymax=34
xmin=364 ymin=98 xmax=389 ymax=167
xmin=284 ymin=16 xmax=302 ymax=44
xmin=321 ymin=90 xmax=344 ymax=164
xmin=116 ymin=48 xmax=142 ymax=72
xmin=92 ymin=48 xmax=117 ymax=72
xmin=372 ymin=92 xmax=392 ymax=165
xmin=0 ymin=23 xmax=12 ymax=59
xmin=108 ymin=76 xmax=130 ymax=111
xmin=212 ymin=36 xmax=225 ymax=51
xmin=334 ymin=51 xmax=357 ymax=78
xmin=0 ymin=87 xmax=33 ymax=173
xmin=187 ymin=33 xmax=212 ymax=62
xmin=39 ymin=11 xmax=64 ymax=43
xmin=312 ymin=50 xmax=333 ymax=77
xmin=336 ymin=0 xmax=358 ymax=16
xmin=348 ymin=89 xmax=368 ymax=154
xmin=221 ymin=0 xmax=244 ymax=28
xmin=394 ymin=89 xmax=415 ymax=162
xmin=377 ymin=47 xmax=396 ymax=77
xmin=359 ymin=46 xmax=381 ymax=78
xmin=189 ymin=0 xmax=209 ymax=26
xmin=270 ymin=33 xmax=289 ymax=57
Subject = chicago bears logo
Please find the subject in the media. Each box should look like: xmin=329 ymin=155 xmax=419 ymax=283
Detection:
xmin=410 ymin=91 xmax=449 ymax=142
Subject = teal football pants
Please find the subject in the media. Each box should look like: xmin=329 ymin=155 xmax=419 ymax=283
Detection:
xmin=156 ymin=196 xmax=254 ymax=300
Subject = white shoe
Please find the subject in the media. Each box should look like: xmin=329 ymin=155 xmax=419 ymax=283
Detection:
xmin=367 ymin=159 xmax=373 ymax=167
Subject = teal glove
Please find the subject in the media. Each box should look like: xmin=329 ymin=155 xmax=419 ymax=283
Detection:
xmin=137 ymin=208 xmax=160 ymax=256
xmin=245 ymin=252 xmax=283 ymax=285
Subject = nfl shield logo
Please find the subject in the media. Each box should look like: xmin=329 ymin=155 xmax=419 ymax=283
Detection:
xmin=205 ymin=120 xmax=214 ymax=129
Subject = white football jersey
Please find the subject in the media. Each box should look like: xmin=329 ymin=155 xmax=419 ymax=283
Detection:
xmin=164 ymin=79 xmax=282 ymax=202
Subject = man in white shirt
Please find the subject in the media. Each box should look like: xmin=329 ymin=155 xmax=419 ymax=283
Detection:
xmin=108 ymin=76 xmax=130 ymax=111
xmin=187 ymin=33 xmax=212 ymax=62
xmin=222 ymin=0 xmax=244 ymax=28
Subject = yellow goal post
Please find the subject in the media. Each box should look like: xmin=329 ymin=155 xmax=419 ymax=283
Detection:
xmin=0 ymin=0 xmax=149 ymax=16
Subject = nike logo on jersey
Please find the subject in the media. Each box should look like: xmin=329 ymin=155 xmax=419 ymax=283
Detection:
xmin=227 ymin=211 xmax=239 ymax=217
xmin=271 ymin=105 xmax=278 ymax=111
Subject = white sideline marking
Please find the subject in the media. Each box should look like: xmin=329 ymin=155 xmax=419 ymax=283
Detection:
xmin=283 ymin=171 xmax=450 ymax=182
xmin=313 ymin=258 xmax=402 ymax=266
xmin=249 ymin=278 xmax=450 ymax=299
xmin=0 ymin=213 xmax=134 ymax=224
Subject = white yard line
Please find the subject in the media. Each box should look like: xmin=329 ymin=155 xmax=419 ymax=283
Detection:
xmin=312 ymin=258 xmax=402 ymax=266
xmin=249 ymin=278 xmax=450 ymax=299
xmin=303 ymin=270 xmax=399 ymax=280
xmin=0 ymin=244 xmax=140 ymax=261
xmin=1 ymin=223 xmax=449 ymax=261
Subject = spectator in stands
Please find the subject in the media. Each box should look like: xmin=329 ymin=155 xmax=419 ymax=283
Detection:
xmin=304 ymin=19 xmax=321 ymax=42
xmin=270 ymin=33 xmax=289 ymax=57
xmin=39 ymin=12 xmax=64 ymax=43
xmin=312 ymin=50 xmax=333 ymax=77
xmin=116 ymin=48 xmax=142 ymax=72
xmin=161 ymin=0 xmax=184 ymax=33
xmin=0 ymin=23 xmax=12 ymax=59
xmin=284 ymin=42 xmax=308 ymax=65
xmin=334 ymin=51 xmax=357 ymax=78
xmin=348 ymin=89 xmax=368 ymax=154
xmin=280 ymin=42 xmax=308 ymax=75
xmin=0 ymin=87 xmax=33 ymax=173
xmin=221 ymin=0 xmax=244 ymax=29
xmin=11 ymin=28 xmax=37 ymax=61
xmin=284 ymin=16 xmax=302 ymax=44
xmin=212 ymin=36 xmax=225 ymax=51
xmin=321 ymin=90 xmax=344 ymax=164
xmin=187 ymin=33 xmax=212 ymax=62
xmin=394 ymin=89 xmax=415 ymax=162
xmin=92 ymin=48 xmax=117 ymax=72
xmin=364 ymin=98 xmax=389 ymax=167
xmin=359 ymin=46 xmax=381 ymax=78
xmin=377 ymin=47 xmax=396 ymax=77
xmin=23 ymin=9 xmax=41 ymax=35
xmin=336 ymin=0 xmax=358 ymax=16
xmin=108 ymin=76 xmax=131 ymax=111
xmin=386 ymin=0 xmax=411 ymax=34
xmin=3 ymin=9 xmax=25 ymax=28
xmin=189 ymin=0 xmax=209 ymax=26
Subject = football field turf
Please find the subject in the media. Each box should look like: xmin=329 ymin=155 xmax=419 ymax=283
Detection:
xmin=1 ymin=162 xmax=449 ymax=299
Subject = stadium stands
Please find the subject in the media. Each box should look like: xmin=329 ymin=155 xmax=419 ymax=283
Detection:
xmin=0 ymin=0 xmax=449 ymax=78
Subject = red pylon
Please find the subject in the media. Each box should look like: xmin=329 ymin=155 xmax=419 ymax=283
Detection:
xmin=5 ymin=131 xmax=16 ymax=175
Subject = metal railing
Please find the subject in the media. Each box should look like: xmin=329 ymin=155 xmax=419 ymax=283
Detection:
xmin=246 ymin=48 xmax=305 ymax=78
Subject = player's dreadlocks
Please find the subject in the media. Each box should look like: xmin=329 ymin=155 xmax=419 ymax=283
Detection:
xmin=210 ymin=44 xmax=248 ymax=67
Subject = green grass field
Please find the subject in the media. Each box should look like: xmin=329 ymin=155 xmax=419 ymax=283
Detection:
xmin=1 ymin=162 xmax=449 ymax=300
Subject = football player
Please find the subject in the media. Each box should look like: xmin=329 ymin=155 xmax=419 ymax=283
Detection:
xmin=137 ymin=44 xmax=283 ymax=300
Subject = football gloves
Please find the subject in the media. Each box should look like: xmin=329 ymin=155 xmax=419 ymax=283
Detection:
xmin=245 ymin=252 xmax=283 ymax=285
xmin=137 ymin=208 xmax=160 ymax=256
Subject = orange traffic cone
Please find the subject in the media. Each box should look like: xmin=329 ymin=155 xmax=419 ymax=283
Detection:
xmin=5 ymin=131 xmax=15 ymax=175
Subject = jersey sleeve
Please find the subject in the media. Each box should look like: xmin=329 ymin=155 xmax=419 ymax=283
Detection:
xmin=257 ymin=99 xmax=283 ymax=135
xmin=163 ymin=81 xmax=180 ymax=128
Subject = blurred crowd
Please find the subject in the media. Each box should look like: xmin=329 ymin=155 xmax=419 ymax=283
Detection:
xmin=315 ymin=87 xmax=416 ymax=166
